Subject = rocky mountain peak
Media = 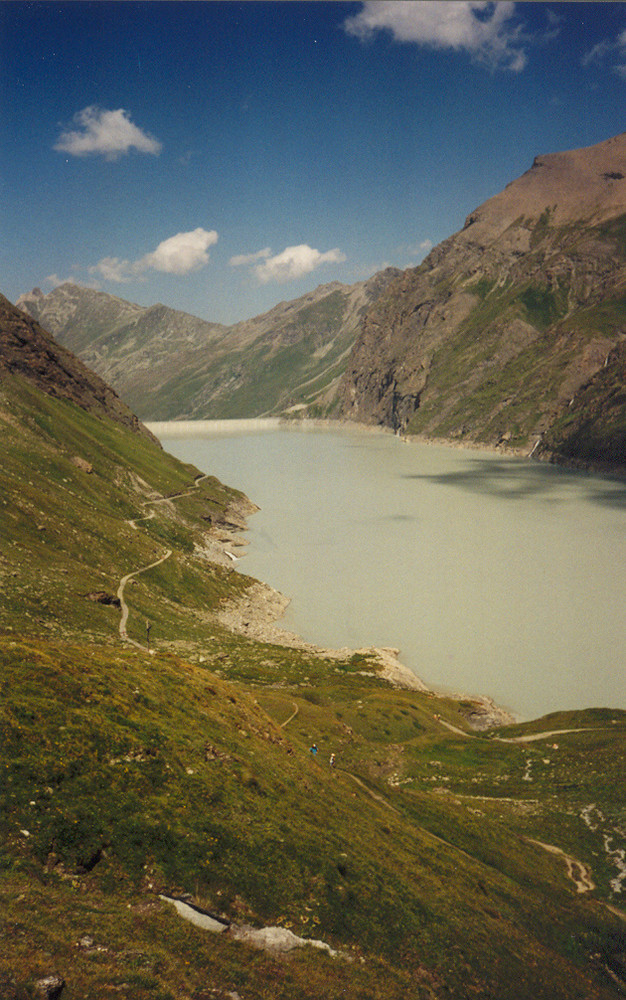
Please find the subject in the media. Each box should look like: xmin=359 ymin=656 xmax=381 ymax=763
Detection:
xmin=338 ymin=132 xmax=626 ymax=468
xmin=460 ymin=132 xmax=626 ymax=247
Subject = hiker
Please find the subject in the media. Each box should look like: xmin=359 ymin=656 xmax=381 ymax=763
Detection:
xmin=310 ymin=743 xmax=318 ymax=757
xmin=329 ymin=753 xmax=335 ymax=768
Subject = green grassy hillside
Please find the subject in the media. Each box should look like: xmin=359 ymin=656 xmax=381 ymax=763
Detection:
xmin=1 ymin=371 xmax=625 ymax=999
xmin=150 ymin=289 xmax=358 ymax=420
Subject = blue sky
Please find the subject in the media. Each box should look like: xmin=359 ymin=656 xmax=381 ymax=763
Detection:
xmin=2 ymin=1 xmax=625 ymax=324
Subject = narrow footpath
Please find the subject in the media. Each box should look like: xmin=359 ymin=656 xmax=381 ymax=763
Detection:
xmin=117 ymin=549 xmax=172 ymax=649
xmin=117 ymin=474 xmax=211 ymax=648
xmin=437 ymin=717 xmax=605 ymax=743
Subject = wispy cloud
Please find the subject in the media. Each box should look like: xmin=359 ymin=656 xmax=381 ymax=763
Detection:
xmin=229 ymin=247 xmax=273 ymax=268
xmin=46 ymin=272 xmax=101 ymax=291
xmin=583 ymin=27 xmax=626 ymax=79
xmin=344 ymin=1 xmax=528 ymax=73
xmin=89 ymin=228 xmax=218 ymax=283
xmin=230 ymin=244 xmax=346 ymax=283
xmin=54 ymin=106 xmax=162 ymax=160
xmin=45 ymin=273 xmax=74 ymax=288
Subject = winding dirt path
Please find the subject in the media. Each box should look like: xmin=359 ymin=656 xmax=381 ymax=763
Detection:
xmin=280 ymin=702 xmax=299 ymax=728
xmin=118 ymin=475 xmax=213 ymax=647
xmin=117 ymin=549 xmax=173 ymax=648
xmin=342 ymin=771 xmax=400 ymax=814
xmin=437 ymin=718 xmax=604 ymax=743
xmin=527 ymin=839 xmax=596 ymax=893
xmin=128 ymin=510 xmax=156 ymax=531
xmin=496 ymin=728 xmax=602 ymax=743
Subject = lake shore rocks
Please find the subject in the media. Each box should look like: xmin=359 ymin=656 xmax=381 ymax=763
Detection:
xmin=210 ymin=531 xmax=514 ymax=729
xmin=215 ymin=577 xmax=428 ymax=688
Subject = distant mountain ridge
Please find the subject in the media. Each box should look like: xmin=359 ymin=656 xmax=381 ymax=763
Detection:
xmin=16 ymin=284 xmax=228 ymax=420
xmin=337 ymin=133 xmax=626 ymax=468
xmin=17 ymin=269 xmax=401 ymax=421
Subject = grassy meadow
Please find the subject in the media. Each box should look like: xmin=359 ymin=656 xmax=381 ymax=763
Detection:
xmin=1 ymin=373 xmax=624 ymax=999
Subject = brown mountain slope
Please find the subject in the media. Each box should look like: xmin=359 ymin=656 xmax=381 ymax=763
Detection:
xmin=0 ymin=293 xmax=156 ymax=441
xmin=338 ymin=133 xmax=626 ymax=467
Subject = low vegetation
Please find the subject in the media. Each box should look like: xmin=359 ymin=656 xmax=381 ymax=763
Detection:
xmin=1 ymin=373 xmax=625 ymax=999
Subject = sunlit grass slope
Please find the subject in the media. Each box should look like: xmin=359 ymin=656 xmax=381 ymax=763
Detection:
xmin=1 ymin=372 xmax=625 ymax=999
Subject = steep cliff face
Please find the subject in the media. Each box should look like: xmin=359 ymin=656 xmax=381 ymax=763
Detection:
xmin=338 ymin=134 xmax=626 ymax=464
xmin=536 ymin=337 xmax=626 ymax=468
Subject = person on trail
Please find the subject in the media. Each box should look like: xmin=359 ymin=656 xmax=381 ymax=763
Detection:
xmin=329 ymin=753 xmax=336 ymax=768
xmin=310 ymin=743 xmax=318 ymax=757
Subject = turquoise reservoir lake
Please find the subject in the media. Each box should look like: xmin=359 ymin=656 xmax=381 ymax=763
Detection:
xmin=154 ymin=422 xmax=626 ymax=720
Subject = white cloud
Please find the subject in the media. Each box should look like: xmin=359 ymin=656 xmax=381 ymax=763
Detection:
xmin=143 ymin=229 xmax=218 ymax=275
xmin=229 ymin=247 xmax=273 ymax=267
xmin=54 ymin=106 xmax=162 ymax=160
xmin=582 ymin=40 xmax=612 ymax=66
xmin=46 ymin=272 xmax=101 ymax=291
xmin=401 ymin=240 xmax=433 ymax=260
xmin=45 ymin=273 xmax=73 ymax=288
xmin=89 ymin=257 xmax=135 ymax=283
xmin=583 ymin=27 xmax=626 ymax=78
xmin=344 ymin=1 xmax=528 ymax=72
xmin=231 ymin=244 xmax=347 ymax=284
xmin=89 ymin=228 xmax=218 ymax=282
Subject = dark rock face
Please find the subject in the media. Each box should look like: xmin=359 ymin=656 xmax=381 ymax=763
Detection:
xmin=0 ymin=295 xmax=158 ymax=442
xmin=337 ymin=133 xmax=626 ymax=466
xmin=537 ymin=338 xmax=626 ymax=468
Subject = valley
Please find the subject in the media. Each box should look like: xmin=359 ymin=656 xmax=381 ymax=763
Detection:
xmin=1 ymin=290 xmax=625 ymax=999
xmin=18 ymin=133 xmax=626 ymax=474
xmin=5 ymin=0 xmax=626 ymax=991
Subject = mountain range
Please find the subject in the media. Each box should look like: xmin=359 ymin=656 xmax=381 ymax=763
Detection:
xmin=17 ymin=268 xmax=401 ymax=422
xmin=18 ymin=132 xmax=626 ymax=471
xmin=338 ymin=132 xmax=626 ymax=467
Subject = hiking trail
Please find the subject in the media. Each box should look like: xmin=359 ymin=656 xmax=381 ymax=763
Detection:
xmin=118 ymin=475 xmax=211 ymax=648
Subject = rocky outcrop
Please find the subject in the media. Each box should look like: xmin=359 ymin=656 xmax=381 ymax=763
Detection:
xmin=536 ymin=336 xmax=626 ymax=469
xmin=33 ymin=976 xmax=65 ymax=1000
xmin=84 ymin=591 xmax=121 ymax=607
xmin=338 ymin=133 xmax=626 ymax=466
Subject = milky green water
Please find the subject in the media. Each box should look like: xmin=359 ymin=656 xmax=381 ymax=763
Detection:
xmin=155 ymin=423 xmax=626 ymax=720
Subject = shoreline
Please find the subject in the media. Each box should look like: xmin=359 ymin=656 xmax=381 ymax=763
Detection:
xmin=214 ymin=577 xmax=429 ymax=690
xmin=157 ymin=419 xmax=621 ymax=728
xmin=151 ymin=415 xmax=626 ymax=479
xmin=209 ymin=503 xmax=516 ymax=731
